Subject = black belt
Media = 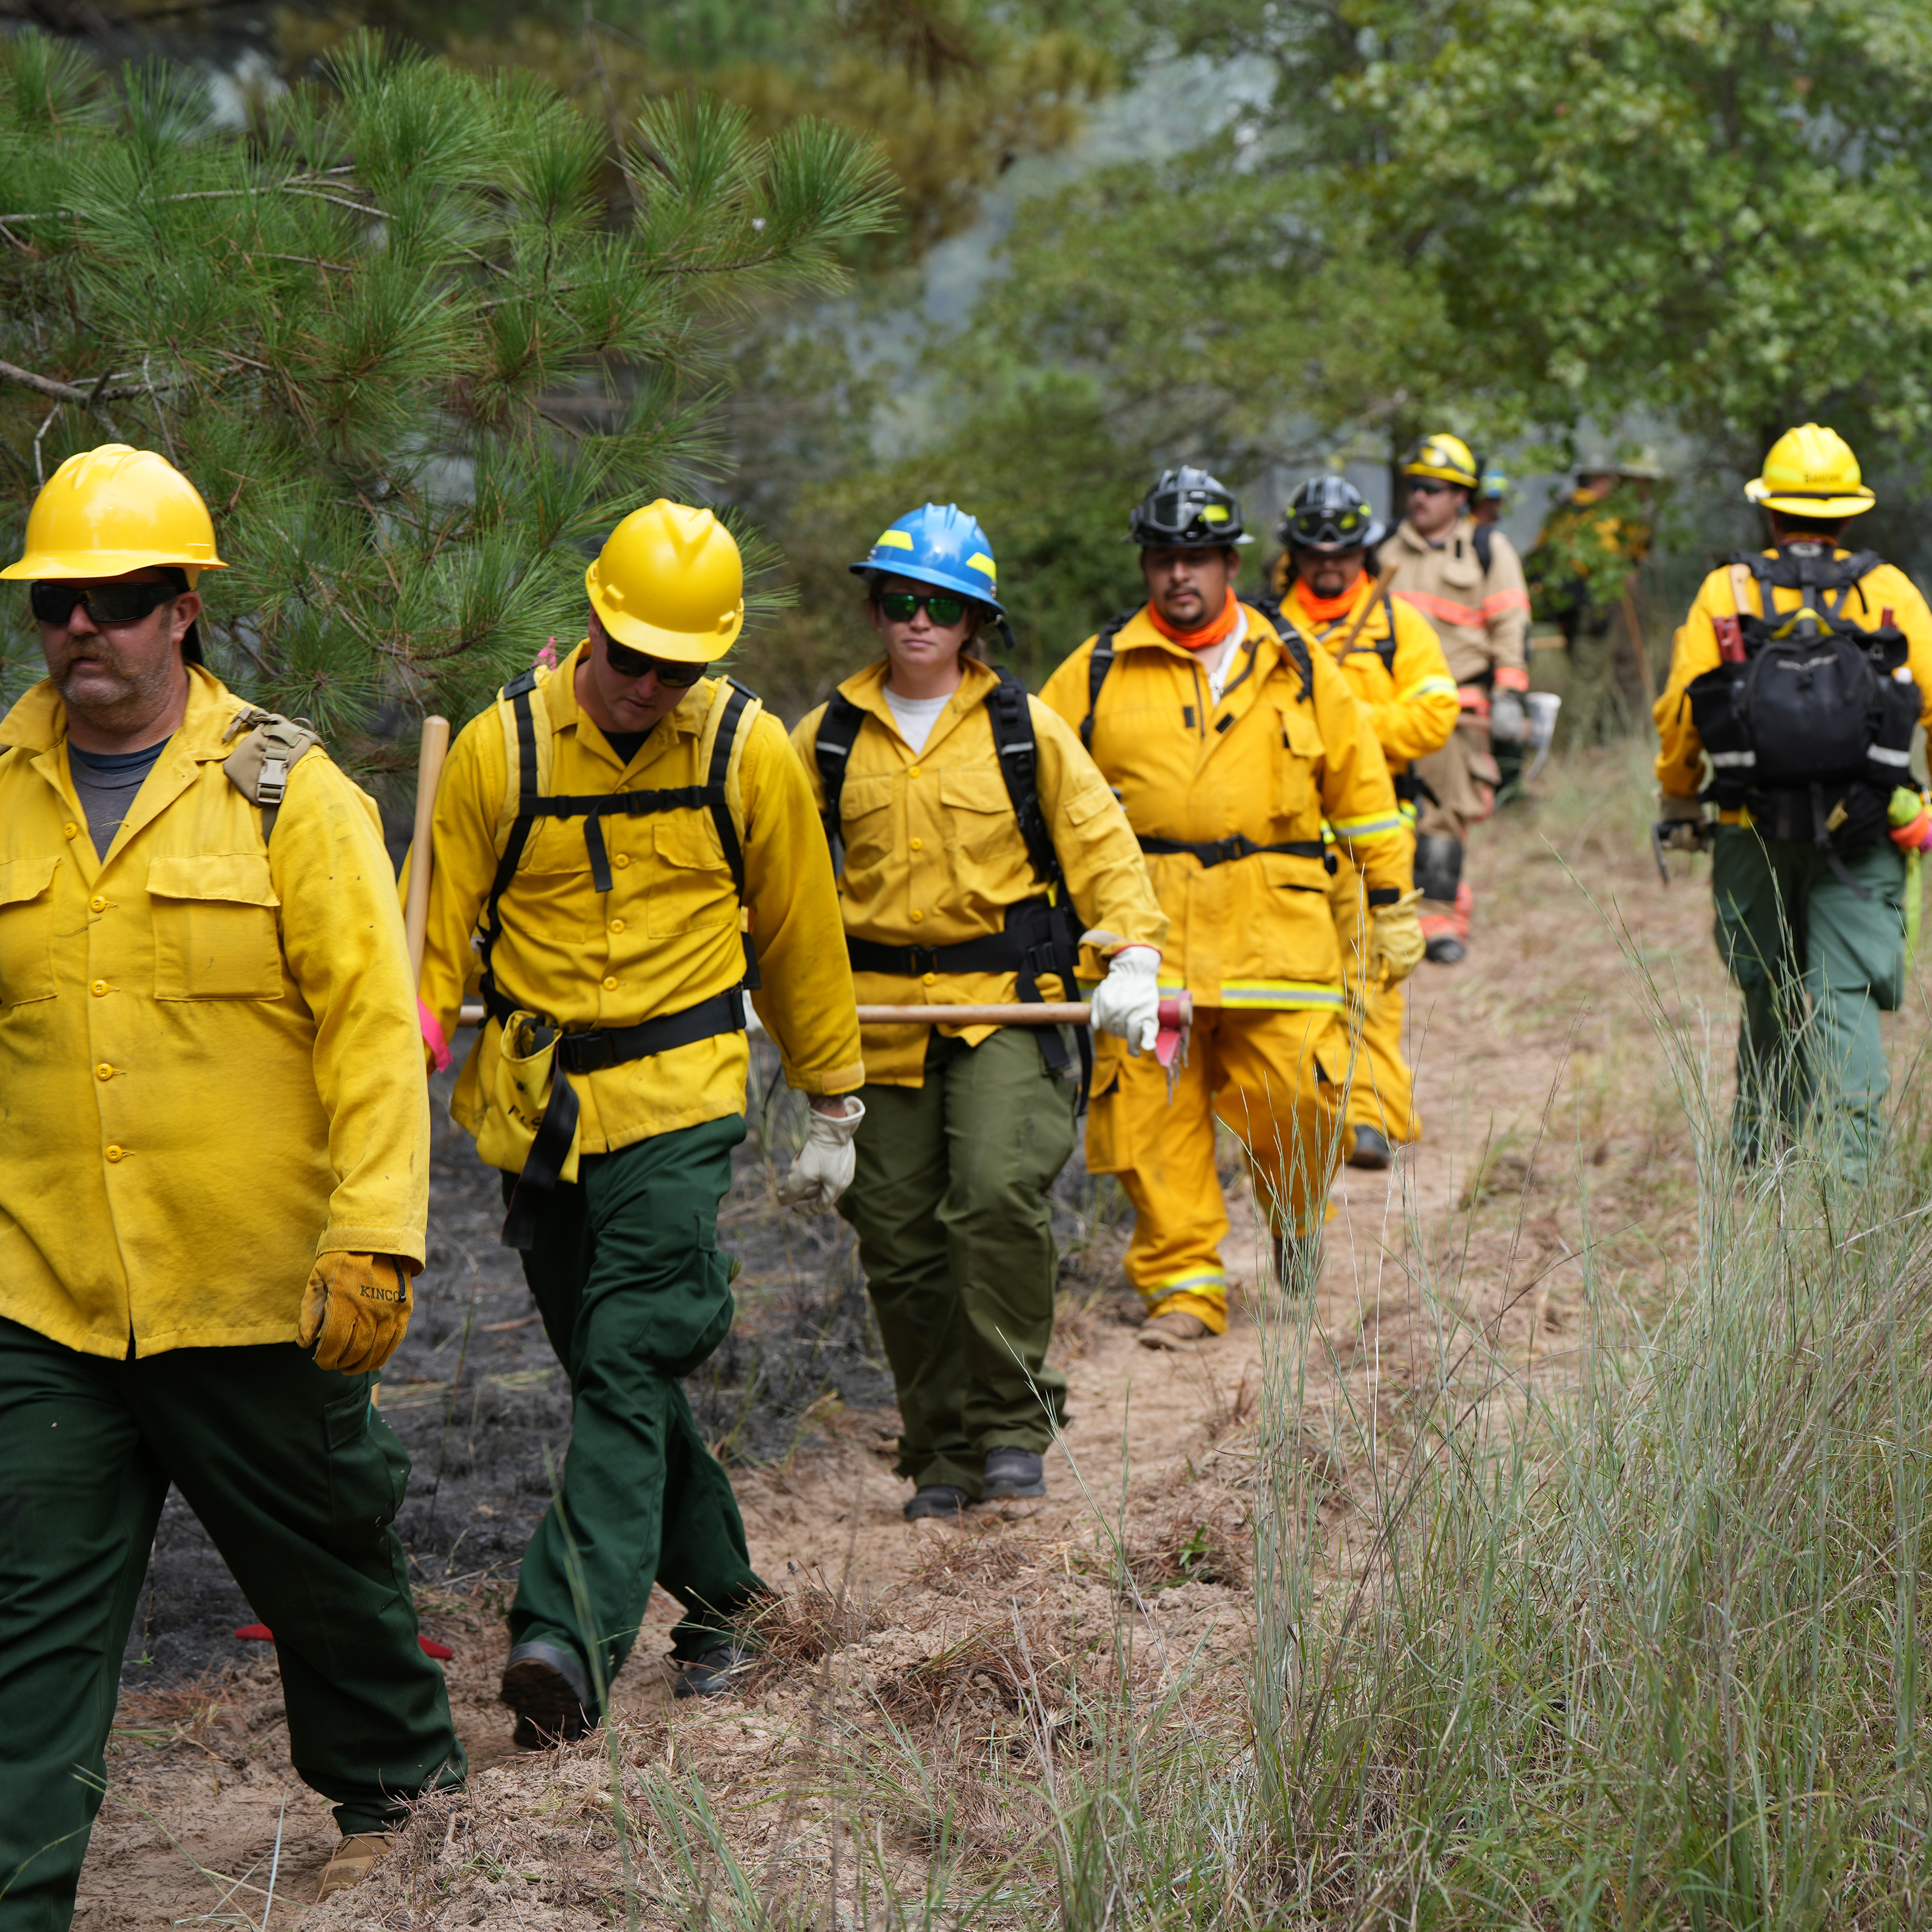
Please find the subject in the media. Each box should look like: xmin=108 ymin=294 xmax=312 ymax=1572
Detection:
xmin=1139 ymin=833 xmax=1334 ymax=872
xmin=490 ymin=987 xmax=747 ymax=1249
xmin=846 ymin=933 xmax=1025 ymax=977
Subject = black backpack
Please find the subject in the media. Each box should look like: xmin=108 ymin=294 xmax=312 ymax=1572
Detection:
xmin=813 ymin=667 xmax=1091 ymax=1096
xmin=1685 ymin=548 xmax=1917 ymax=871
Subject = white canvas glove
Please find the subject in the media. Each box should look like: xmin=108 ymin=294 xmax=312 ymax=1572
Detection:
xmin=776 ymin=1097 xmax=865 ymax=1213
xmin=1086 ymin=946 xmax=1162 ymax=1055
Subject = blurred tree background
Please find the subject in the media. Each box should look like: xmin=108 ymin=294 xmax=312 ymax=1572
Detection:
xmin=3 ymin=0 xmax=1930 ymax=726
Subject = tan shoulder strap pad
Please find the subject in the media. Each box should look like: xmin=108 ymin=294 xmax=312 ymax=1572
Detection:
xmin=221 ymin=707 xmax=322 ymax=840
xmin=1728 ymin=562 xmax=1757 ymax=619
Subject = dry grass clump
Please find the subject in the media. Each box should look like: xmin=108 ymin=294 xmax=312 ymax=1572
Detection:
xmin=905 ymin=1527 xmax=1036 ymax=1596
xmin=1123 ymin=1504 xmax=1249 ymax=1590
xmin=742 ymin=1569 xmax=879 ymax=1677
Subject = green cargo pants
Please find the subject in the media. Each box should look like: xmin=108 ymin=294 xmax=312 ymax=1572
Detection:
xmin=0 ymin=1319 xmax=463 ymax=1932
xmin=504 ymin=1114 xmax=766 ymax=1705
xmin=839 ymin=1027 xmax=1076 ymax=1498
xmin=1712 ymin=826 xmax=1906 ymax=1177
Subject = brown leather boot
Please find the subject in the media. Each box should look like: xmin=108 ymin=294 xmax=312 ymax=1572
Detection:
xmin=316 ymin=1832 xmax=395 ymax=1901
xmin=1137 ymin=1310 xmax=1211 ymax=1350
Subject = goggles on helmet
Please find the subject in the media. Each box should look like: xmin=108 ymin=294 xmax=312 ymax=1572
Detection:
xmin=1285 ymin=500 xmax=1374 ymax=551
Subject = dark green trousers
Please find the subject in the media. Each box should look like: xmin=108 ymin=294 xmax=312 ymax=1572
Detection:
xmin=0 ymin=1320 xmax=463 ymax=1932
xmin=839 ymin=1028 xmax=1076 ymax=1497
xmin=504 ymin=1114 xmax=765 ymax=1703
xmin=1712 ymin=826 xmax=1906 ymax=1176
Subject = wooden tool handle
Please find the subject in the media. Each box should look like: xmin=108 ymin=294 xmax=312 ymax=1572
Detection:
xmin=1334 ymin=558 xmax=1402 ymax=654
xmin=403 ymin=716 xmax=451 ymax=982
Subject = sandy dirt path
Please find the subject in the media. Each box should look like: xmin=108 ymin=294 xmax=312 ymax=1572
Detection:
xmin=76 ymin=758 xmax=1862 ymax=1926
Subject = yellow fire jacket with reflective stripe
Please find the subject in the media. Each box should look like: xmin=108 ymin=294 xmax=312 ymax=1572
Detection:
xmin=1655 ymin=549 xmax=1932 ymax=817
xmin=1039 ymin=603 xmax=1410 ymax=1012
xmin=791 ymin=657 xmax=1168 ymax=1086
xmin=1387 ymin=513 xmax=1530 ymax=683
xmin=1279 ymin=584 xmax=1460 ymax=777
xmin=0 ymin=665 xmax=428 ymax=1360
xmin=419 ymin=642 xmax=863 ymax=1162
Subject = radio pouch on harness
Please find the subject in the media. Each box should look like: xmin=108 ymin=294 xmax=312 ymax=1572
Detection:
xmin=1685 ymin=548 xmax=1915 ymax=900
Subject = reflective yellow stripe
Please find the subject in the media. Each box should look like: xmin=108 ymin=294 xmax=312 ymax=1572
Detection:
xmin=1415 ymin=676 xmax=1459 ymax=697
xmin=1333 ymin=812 xmax=1407 ymax=839
xmin=1150 ymin=1267 xmax=1228 ymax=1294
xmin=1217 ymin=980 xmax=1345 ymax=1010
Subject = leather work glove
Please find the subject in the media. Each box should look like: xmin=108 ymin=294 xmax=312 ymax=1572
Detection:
xmin=776 ymin=1097 xmax=866 ymax=1214
xmin=1086 ymin=945 xmax=1162 ymax=1055
xmin=299 ymin=1252 xmax=415 ymax=1376
xmin=1657 ymin=791 xmax=1712 ymax=853
xmin=1367 ymin=890 xmax=1427 ymax=990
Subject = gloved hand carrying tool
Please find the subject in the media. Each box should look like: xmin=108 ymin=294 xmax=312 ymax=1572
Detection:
xmin=299 ymin=1252 xmax=416 ymax=1374
xmin=1083 ymin=940 xmax=1162 ymax=1054
xmin=1888 ymin=786 xmax=1932 ymax=852
xmin=1652 ymin=792 xmax=1712 ymax=881
xmin=851 ymin=994 xmax=1194 ymax=1102
xmin=1366 ymin=889 xmax=1427 ymax=989
xmin=775 ymin=1097 xmax=866 ymax=1213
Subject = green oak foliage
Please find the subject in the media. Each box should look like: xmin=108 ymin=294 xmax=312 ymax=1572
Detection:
xmin=1161 ymin=0 xmax=1932 ymax=477
xmin=0 ymin=30 xmax=893 ymax=772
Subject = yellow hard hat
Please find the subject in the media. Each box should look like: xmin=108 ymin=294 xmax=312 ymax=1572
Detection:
xmin=585 ymin=500 xmax=745 ymax=663
xmin=1 ymin=444 xmax=227 ymax=582
xmin=1401 ymin=432 xmax=1479 ymax=489
xmin=1745 ymin=424 xmax=1876 ymax=518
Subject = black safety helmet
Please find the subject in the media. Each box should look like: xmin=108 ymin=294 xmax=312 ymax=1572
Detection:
xmin=1280 ymin=475 xmax=1385 ymax=554
xmin=1127 ymin=466 xmax=1252 ymax=548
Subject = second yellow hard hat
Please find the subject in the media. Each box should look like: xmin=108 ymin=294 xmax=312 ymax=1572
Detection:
xmin=1745 ymin=424 xmax=1876 ymax=518
xmin=2 ymin=444 xmax=227 ymax=582
xmin=1401 ymin=432 xmax=1479 ymax=490
xmin=585 ymin=500 xmax=745 ymax=662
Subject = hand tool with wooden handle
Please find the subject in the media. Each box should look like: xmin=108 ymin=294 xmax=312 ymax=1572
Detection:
xmin=404 ymin=716 xmax=451 ymax=1067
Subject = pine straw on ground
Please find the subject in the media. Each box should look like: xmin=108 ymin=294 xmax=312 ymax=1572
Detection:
xmin=307 ymin=1496 xmax=1255 ymax=1930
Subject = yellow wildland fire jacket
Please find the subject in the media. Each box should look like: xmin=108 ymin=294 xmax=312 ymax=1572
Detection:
xmin=1656 ymin=548 xmax=1932 ymax=817
xmin=418 ymin=643 xmax=863 ymax=1161
xmin=791 ymin=657 xmax=1167 ymax=1085
xmin=1279 ymin=580 xmax=1460 ymax=779
xmin=0 ymin=666 xmax=428 ymax=1359
xmin=1039 ymin=602 xmax=1410 ymax=1012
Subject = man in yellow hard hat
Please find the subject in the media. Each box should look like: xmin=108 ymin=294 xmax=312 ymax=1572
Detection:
xmin=1385 ymin=433 xmax=1532 ymax=962
xmin=1655 ymin=425 xmax=1932 ymax=1176
xmin=0 ymin=446 xmax=463 ymax=1923
xmin=416 ymin=500 xmax=863 ymax=1738
xmin=1040 ymin=468 xmax=1422 ymax=1346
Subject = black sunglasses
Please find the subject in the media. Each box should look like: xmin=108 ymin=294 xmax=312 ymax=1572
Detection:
xmin=877 ymin=590 xmax=970 ymax=627
xmin=603 ymin=636 xmax=705 ymax=687
xmin=1406 ymin=479 xmax=1454 ymax=497
xmin=30 ymin=579 xmax=183 ymax=627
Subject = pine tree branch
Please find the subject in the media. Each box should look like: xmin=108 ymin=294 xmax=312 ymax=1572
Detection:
xmin=0 ymin=358 xmax=125 ymax=436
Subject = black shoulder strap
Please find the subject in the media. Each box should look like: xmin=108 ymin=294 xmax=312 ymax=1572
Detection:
xmin=1375 ymin=593 xmax=1398 ymax=677
xmin=1247 ymin=596 xmax=1315 ymax=702
xmin=1081 ymin=610 xmax=1138 ymax=749
xmin=987 ymin=668 xmax=1062 ymax=890
xmin=708 ymin=678 xmax=761 ymax=990
xmin=1473 ymin=521 xmax=1494 ymax=574
xmin=813 ymin=691 xmax=866 ymax=853
xmin=478 ymin=667 xmax=543 ymax=1013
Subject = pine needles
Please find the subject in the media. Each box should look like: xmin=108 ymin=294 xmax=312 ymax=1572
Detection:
xmin=0 ymin=29 xmax=896 ymax=779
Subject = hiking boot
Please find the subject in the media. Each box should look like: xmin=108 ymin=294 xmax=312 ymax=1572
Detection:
xmin=501 ymin=1640 xmax=591 ymax=1748
xmin=316 ymin=1832 xmax=394 ymax=1901
xmin=1347 ymin=1125 xmax=1393 ymax=1170
xmin=1424 ymin=933 xmax=1466 ymax=964
xmin=1137 ymin=1310 xmax=1210 ymax=1350
xmin=674 ymin=1641 xmax=755 ymax=1701
xmin=980 ymin=1447 xmax=1046 ymax=1501
xmin=1274 ymin=1232 xmax=1322 ymax=1292
xmin=904 ymin=1483 xmax=971 ymax=1522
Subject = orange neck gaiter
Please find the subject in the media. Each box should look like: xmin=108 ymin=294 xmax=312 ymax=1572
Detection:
xmin=1292 ymin=571 xmax=1368 ymax=627
xmin=1147 ymin=586 xmax=1241 ymax=650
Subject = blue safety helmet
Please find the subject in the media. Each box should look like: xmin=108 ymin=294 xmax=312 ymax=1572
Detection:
xmin=849 ymin=502 xmax=1003 ymax=614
